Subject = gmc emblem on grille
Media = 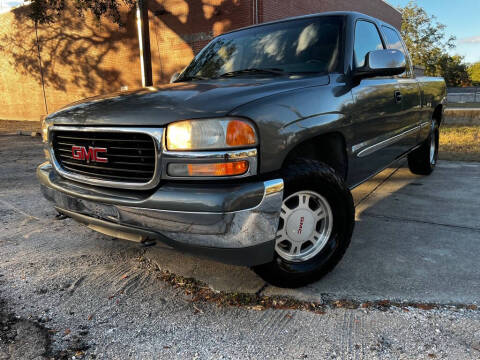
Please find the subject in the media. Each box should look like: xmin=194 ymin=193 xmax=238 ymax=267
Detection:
xmin=71 ymin=146 xmax=108 ymax=163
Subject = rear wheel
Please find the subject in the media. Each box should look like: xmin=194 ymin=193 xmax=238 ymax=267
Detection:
xmin=253 ymin=158 xmax=355 ymax=288
xmin=408 ymin=121 xmax=439 ymax=175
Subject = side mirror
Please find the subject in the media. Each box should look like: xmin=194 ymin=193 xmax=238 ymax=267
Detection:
xmin=170 ymin=72 xmax=181 ymax=83
xmin=353 ymin=49 xmax=406 ymax=79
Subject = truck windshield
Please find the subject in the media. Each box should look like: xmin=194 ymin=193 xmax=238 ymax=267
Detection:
xmin=179 ymin=16 xmax=343 ymax=80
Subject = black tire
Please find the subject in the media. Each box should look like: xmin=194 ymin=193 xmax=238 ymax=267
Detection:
xmin=408 ymin=121 xmax=439 ymax=175
xmin=253 ymin=158 xmax=355 ymax=288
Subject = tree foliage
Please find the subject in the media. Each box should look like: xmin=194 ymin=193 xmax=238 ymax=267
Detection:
xmin=399 ymin=1 xmax=472 ymax=87
xmin=468 ymin=62 xmax=480 ymax=86
xmin=27 ymin=0 xmax=135 ymax=26
xmin=435 ymin=55 xmax=471 ymax=87
xmin=399 ymin=1 xmax=455 ymax=74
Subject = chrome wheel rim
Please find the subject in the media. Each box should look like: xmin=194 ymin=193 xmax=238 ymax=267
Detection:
xmin=275 ymin=190 xmax=333 ymax=262
xmin=430 ymin=130 xmax=436 ymax=165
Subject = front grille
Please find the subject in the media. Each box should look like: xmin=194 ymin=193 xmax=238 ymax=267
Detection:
xmin=51 ymin=130 xmax=156 ymax=184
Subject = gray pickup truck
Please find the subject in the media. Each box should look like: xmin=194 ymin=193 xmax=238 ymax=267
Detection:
xmin=38 ymin=12 xmax=446 ymax=287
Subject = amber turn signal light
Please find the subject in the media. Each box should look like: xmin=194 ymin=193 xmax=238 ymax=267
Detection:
xmin=168 ymin=161 xmax=249 ymax=177
xmin=226 ymin=120 xmax=256 ymax=147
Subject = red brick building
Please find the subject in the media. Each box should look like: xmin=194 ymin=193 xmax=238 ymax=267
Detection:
xmin=0 ymin=0 xmax=401 ymax=122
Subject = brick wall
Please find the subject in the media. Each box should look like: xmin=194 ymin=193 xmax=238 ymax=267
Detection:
xmin=0 ymin=0 xmax=401 ymax=122
xmin=38 ymin=5 xmax=143 ymax=117
xmin=0 ymin=10 xmax=47 ymax=121
xmin=147 ymin=0 xmax=253 ymax=85
xmin=260 ymin=0 xmax=402 ymax=30
xmin=148 ymin=0 xmax=401 ymax=85
xmin=0 ymin=4 xmax=142 ymax=122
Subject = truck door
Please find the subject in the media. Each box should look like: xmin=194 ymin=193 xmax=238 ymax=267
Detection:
xmin=381 ymin=25 xmax=421 ymax=152
xmin=349 ymin=20 xmax=403 ymax=185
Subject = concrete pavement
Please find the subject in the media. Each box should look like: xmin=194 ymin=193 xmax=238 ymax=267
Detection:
xmin=140 ymin=159 xmax=480 ymax=305
xmin=1 ymin=135 xmax=480 ymax=358
xmin=3 ymin=135 xmax=480 ymax=305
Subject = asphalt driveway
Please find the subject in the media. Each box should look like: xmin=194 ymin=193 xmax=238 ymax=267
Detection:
xmin=1 ymin=134 xmax=479 ymax=359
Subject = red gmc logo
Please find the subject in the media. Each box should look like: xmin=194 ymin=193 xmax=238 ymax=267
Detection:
xmin=72 ymin=146 xmax=108 ymax=163
xmin=298 ymin=216 xmax=305 ymax=234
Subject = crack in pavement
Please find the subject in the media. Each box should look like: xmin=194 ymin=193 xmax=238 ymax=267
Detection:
xmin=139 ymin=255 xmax=479 ymax=312
xmin=255 ymin=283 xmax=269 ymax=296
xmin=0 ymin=198 xmax=41 ymax=221
xmin=361 ymin=212 xmax=480 ymax=233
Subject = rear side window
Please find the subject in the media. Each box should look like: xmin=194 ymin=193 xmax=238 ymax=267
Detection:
xmin=354 ymin=21 xmax=384 ymax=68
xmin=382 ymin=26 xmax=412 ymax=77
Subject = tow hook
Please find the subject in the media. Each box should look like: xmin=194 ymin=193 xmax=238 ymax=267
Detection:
xmin=55 ymin=212 xmax=68 ymax=220
xmin=141 ymin=239 xmax=157 ymax=247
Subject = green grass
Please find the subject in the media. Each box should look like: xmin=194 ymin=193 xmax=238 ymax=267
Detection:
xmin=440 ymin=125 xmax=480 ymax=162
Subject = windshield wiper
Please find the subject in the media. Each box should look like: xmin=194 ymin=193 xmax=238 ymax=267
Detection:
xmin=218 ymin=68 xmax=288 ymax=78
xmin=180 ymin=68 xmax=288 ymax=81
xmin=178 ymin=75 xmax=210 ymax=82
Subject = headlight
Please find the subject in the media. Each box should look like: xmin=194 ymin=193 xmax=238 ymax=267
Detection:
xmin=166 ymin=118 xmax=257 ymax=151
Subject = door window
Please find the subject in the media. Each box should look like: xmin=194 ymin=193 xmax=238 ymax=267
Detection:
xmin=382 ymin=26 xmax=412 ymax=77
xmin=354 ymin=21 xmax=384 ymax=68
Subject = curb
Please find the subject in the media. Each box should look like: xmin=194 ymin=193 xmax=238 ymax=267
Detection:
xmin=16 ymin=130 xmax=41 ymax=137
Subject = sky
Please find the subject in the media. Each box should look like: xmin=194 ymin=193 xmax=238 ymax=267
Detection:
xmin=0 ymin=0 xmax=21 ymax=13
xmin=393 ymin=0 xmax=480 ymax=64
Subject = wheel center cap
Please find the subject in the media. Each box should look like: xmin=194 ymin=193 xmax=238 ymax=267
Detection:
xmin=286 ymin=209 xmax=315 ymax=243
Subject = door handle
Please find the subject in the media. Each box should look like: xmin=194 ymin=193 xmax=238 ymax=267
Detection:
xmin=394 ymin=90 xmax=402 ymax=104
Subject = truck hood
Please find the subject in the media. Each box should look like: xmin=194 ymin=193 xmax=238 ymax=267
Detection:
xmin=47 ymin=75 xmax=329 ymax=126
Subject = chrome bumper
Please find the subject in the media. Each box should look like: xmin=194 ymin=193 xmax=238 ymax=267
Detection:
xmin=37 ymin=162 xmax=284 ymax=265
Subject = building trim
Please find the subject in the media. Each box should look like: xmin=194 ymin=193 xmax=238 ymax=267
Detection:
xmin=252 ymin=0 xmax=259 ymax=24
xmin=136 ymin=0 xmax=153 ymax=87
xmin=381 ymin=0 xmax=402 ymax=15
xmin=34 ymin=21 xmax=48 ymax=115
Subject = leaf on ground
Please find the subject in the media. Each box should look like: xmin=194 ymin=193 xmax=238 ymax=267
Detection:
xmin=417 ymin=304 xmax=434 ymax=310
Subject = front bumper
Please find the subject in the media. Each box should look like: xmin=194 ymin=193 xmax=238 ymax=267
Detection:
xmin=37 ymin=162 xmax=284 ymax=266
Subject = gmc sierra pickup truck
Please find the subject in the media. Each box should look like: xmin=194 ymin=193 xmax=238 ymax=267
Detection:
xmin=38 ymin=12 xmax=446 ymax=287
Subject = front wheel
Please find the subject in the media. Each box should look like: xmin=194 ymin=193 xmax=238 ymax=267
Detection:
xmin=253 ymin=159 xmax=355 ymax=288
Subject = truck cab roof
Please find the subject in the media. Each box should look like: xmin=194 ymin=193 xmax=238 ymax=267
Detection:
xmin=222 ymin=11 xmax=399 ymax=37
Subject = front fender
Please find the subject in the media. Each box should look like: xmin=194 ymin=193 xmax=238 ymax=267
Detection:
xmin=230 ymin=79 xmax=354 ymax=173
